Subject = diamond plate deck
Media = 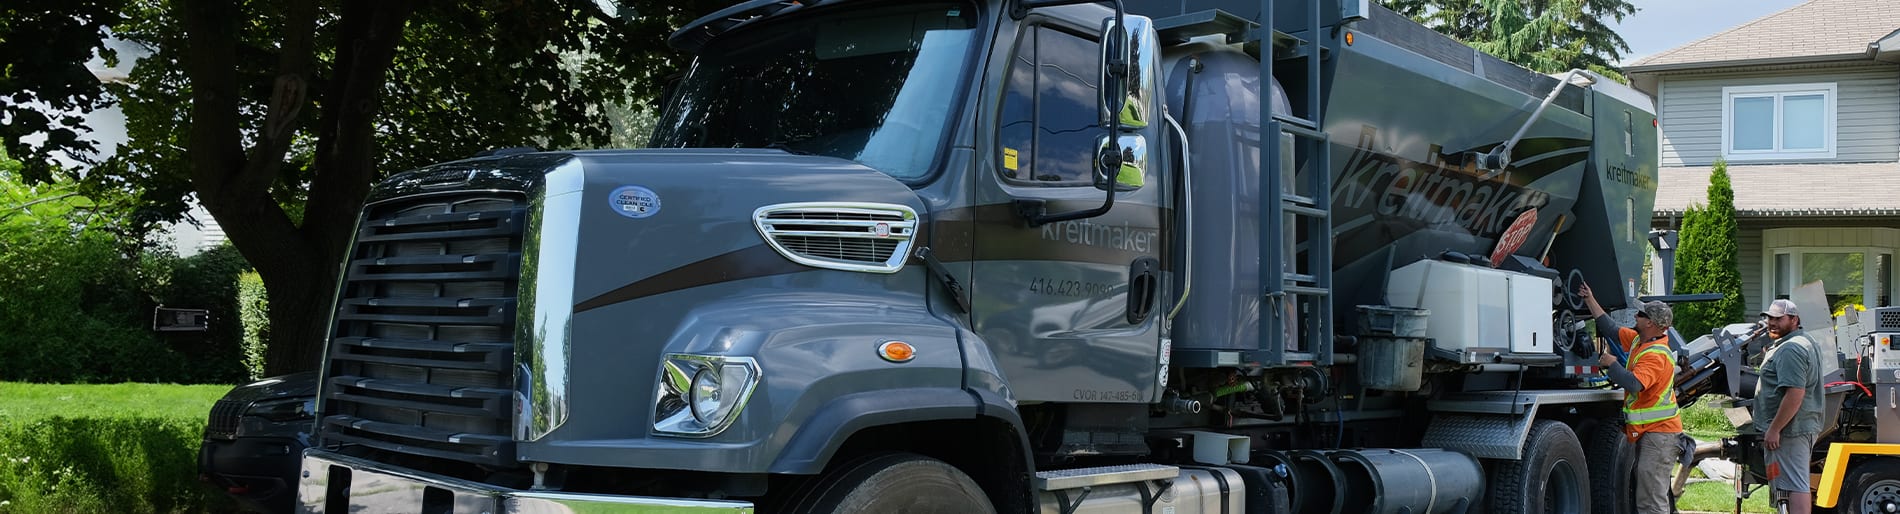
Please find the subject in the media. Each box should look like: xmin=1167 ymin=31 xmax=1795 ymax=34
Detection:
xmin=1420 ymin=413 xmax=1533 ymax=460
xmin=1034 ymin=463 xmax=1179 ymax=490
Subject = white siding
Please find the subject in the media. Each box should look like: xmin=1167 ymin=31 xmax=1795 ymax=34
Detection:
xmin=1657 ymin=64 xmax=1900 ymax=166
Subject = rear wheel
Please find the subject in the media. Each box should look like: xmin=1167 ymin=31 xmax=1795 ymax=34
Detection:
xmin=1836 ymin=458 xmax=1900 ymax=514
xmin=784 ymin=452 xmax=996 ymax=514
xmin=1489 ymin=420 xmax=1592 ymax=514
xmin=1584 ymin=420 xmax=1635 ymax=514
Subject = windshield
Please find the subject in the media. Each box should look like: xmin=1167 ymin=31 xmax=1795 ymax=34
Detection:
xmin=650 ymin=2 xmax=979 ymax=180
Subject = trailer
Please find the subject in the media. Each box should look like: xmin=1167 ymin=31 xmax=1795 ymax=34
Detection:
xmin=291 ymin=0 xmax=1669 ymax=512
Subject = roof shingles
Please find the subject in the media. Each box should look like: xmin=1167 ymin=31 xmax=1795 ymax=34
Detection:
xmin=1627 ymin=0 xmax=1900 ymax=69
xmin=1652 ymin=162 xmax=1900 ymax=216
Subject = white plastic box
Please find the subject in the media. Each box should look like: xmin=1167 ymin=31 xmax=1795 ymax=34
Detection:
xmin=1385 ymin=260 xmax=1552 ymax=355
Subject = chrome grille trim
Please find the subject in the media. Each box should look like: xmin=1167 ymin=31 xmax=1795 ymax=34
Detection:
xmin=514 ymin=160 xmax=584 ymax=442
xmin=753 ymin=203 xmax=917 ymax=274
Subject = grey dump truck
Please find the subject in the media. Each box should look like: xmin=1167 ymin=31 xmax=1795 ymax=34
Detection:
xmin=293 ymin=0 xmax=1670 ymax=512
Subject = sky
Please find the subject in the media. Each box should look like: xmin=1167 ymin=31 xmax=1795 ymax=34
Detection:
xmin=1606 ymin=0 xmax=1811 ymax=65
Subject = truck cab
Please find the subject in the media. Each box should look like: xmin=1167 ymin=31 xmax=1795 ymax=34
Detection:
xmin=294 ymin=1 xmax=1664 ymax=513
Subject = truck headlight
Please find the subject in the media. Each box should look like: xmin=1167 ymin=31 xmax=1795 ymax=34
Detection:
xmin=654 ymin=354 xmax=760 ymax=437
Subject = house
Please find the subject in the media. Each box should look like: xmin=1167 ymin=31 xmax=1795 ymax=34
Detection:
xmin=1625 ymin=0 xmax=1900 ymax=311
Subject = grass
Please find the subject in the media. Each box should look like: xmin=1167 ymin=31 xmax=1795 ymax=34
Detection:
xmin=1682 ymin=397 xmax=1743 ymax=442
xmin=1675 ymin=398 xmax=1778 ymax=513
xmin=0 ymin=382 xmax=233 ymax=421
xmin=0 ymin=381 xmax=239 ymax=513
xmin=1678 ymin=479 xmax=1775 ymax=513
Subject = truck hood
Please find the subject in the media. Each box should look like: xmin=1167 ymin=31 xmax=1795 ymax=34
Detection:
xmin=555 ymin=149 xmax=927 ymax=309
xmin=373 ymin=148 xmax=930 ymax=309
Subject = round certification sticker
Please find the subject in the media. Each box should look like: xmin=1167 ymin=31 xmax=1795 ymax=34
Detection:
xmin=609 ymin=185 xmax=661 ymax=219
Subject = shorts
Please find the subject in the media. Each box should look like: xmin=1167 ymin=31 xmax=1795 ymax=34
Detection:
xmin=1765 ymin=432 xmax=1817 ymax=493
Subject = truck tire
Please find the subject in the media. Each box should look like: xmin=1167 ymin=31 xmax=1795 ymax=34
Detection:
xmin=1835 ymin=458 xmax=1900 ymax=514
xmin=1584 ymin=421 xmax=1635 ymax=514
xmin=784 ymin=452 xmax=996 ymax=514
xmin=1488 ymin=420 xmax=1591 ymax=514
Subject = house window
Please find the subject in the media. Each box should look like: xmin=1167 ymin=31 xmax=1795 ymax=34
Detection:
xmin=1722 ymin=83 xmax=1836 ymax=160
xmin=1770 ymin=248 xmax=1893 ymax=314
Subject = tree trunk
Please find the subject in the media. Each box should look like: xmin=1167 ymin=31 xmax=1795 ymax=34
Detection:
xmin=181 ymin=0 xmax=414 ymax=376
xmin=261 ymin=262 xmax=335 ymax=375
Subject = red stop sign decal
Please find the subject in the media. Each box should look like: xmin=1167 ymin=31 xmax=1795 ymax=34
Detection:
xmin=1491 ymin=209 xmax=1537 ymax=267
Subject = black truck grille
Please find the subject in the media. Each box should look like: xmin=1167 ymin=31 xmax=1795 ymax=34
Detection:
xmin=205 ymin=397 xmax=248 ymax=440
xmin=318 ymin=194 xmax=525 ymax=467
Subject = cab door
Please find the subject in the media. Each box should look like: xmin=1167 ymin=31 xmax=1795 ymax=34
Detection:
xmin=966 ymin=15 xmax=1169 ymax=404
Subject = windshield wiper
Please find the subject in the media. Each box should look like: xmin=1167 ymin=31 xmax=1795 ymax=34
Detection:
xmin=764 ymin=141 xmax=814 ymax=156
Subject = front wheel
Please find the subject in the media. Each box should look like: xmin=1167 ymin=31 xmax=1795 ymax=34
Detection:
xmin=1835 ymin=458 xmax=1900 ymax=514
xmin=783 ymin=452 xmax=996 ymax=514
xmin=1489 ymin=419 xmax=1592 ymax=514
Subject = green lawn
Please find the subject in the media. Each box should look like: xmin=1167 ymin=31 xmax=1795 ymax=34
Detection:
xmin=1681 ymin=398 xmax=1741 ymax=442
xmin=0 ymin=381 xmax=239 ymax=513
xmin=0 ymin=382 xmax=232 ymax=421
xmin=1679 ymin=480 xmax=1775 ymax=513
xmin=1675 ymin=398 xmax=1778 ymax=513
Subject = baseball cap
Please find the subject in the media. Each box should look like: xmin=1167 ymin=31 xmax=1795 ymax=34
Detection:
xmin=1637 ymin=300 xmax=1673 ymax=328
xmin=1762 ymin=298 xmax=1799 ymax=318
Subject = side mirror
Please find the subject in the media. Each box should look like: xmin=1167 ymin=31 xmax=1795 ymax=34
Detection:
xmin=1096 ymin=134 xmax=1148 ymax=190
xmin=1100 ymin=15 xmax=1158 ymax=130
xmin=1098 ymin=16 xmax=1131 ymax=129
xmin=1020 ymin=12 xmax=1158 ymax=226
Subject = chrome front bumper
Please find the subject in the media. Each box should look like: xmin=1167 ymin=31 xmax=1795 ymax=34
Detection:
xmin=296 ymin=450 xmax=755 ymax=514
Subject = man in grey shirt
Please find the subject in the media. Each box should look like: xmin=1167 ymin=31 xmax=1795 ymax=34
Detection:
xmin=1754 ymin=299 xmax=1825 ymax=514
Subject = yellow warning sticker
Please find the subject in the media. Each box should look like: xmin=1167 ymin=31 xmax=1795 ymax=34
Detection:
xmin=1003 ymin=148 xmax=1019 ymax=171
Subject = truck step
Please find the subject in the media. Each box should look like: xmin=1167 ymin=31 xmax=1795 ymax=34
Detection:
xmin=1282 ymin=193 xmax=1319 ymax=208
xmin=1282 ymin=202 xmax=1329 ymax=219
xmin=1279 ymin=285 xmax=1330 ymax=297
xmin=1034 ymin=463 xmax=1178 ymax=491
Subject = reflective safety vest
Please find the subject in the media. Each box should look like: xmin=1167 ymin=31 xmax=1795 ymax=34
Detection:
xmin=1624 ymin=340 xmax=1679 ymax=425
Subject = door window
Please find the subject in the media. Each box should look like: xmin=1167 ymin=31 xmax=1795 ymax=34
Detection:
xmin=997 ymin=25 xmax=1102 ymax=186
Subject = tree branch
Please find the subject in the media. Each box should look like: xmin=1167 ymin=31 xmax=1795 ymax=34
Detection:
xmin=0 ymin=191 xmax=86 ymax=224
xmin=231 ymin=0 xmax=319 ymax=200
xmin=181 ymin=0 xmax=307 ymax=274
xmin=303 ymin=0 xmax=416 ymax=261
xmin=180 ymin=0 xmax=246 ymax=206
xmin=2 ymin=191 xmax=85 ymax=213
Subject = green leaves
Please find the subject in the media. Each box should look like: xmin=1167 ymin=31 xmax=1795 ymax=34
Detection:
xmin=77 ymin=0 xmax=736 ymax=373
xmin=0 ymin=0 xmax=127 ymax=185
xmin=1384 ymin=0 xmax=1635 ymax=80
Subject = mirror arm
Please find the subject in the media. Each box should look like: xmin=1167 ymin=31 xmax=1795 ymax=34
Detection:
xmin=1018 ymin=148 xmax=1122 ymax=227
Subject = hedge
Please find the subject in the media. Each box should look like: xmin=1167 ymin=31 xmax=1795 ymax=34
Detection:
xmin=0 ymin=237 xmax=255 ymax=384
xmin=1673 ymin=159 xmax=1746 ymax=339
xmin=0 ymin=417 xmax=235 ymax=513
xmin=239 ymin=272 xmax=271 ymax=381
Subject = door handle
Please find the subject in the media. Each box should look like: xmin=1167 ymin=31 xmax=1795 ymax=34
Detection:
xmin=1127 ymin=257 xmax=1160 ymax=324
